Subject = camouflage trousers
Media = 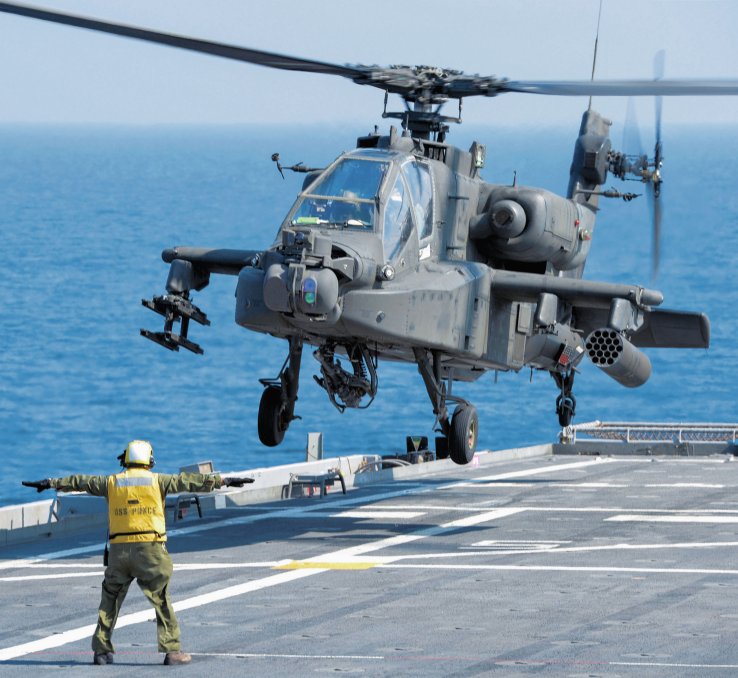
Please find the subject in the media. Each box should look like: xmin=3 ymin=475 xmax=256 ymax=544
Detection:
xmin=92 ymin=541 xmax=180 ymax=654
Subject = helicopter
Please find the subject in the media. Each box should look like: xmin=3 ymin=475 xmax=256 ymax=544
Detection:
xmin=2 ymin=2 xmax=737 ymax=465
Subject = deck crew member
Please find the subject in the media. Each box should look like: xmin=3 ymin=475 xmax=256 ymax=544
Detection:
xmin=22 ymin=440 xmax=252 ymax=666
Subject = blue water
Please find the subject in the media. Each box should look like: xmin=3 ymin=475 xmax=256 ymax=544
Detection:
xmin=2 ymin=122 xmax=737 ymax=507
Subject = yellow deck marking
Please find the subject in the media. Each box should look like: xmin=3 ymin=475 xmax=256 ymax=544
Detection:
xmin=276 ymin=560 xmax=379 ymax=570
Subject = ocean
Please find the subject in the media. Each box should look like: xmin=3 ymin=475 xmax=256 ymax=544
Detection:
xmin=2 ymin=121 xmax=737 ymax=507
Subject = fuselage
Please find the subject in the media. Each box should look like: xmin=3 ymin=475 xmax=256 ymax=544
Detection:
xmin=235 ymin=123 xmax=598 ymax=378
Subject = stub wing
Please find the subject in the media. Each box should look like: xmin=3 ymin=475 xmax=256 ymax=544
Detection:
xmin=489 ymin=269 xmax=664 ymax=309
xmin=574 ymin=307 xmax=710 ymax=349
xmin=489 ymin=269 xmax=710 ymax=349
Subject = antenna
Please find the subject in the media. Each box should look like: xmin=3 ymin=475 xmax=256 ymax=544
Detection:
xmin=588 ymin=0 xmax=605 ymax=111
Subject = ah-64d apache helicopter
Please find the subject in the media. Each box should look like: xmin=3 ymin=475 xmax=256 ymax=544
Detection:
xmin=3 ymin=2 xmax=737 ymax=465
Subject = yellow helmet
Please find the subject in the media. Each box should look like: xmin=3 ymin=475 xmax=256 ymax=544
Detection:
xmin=121 ymin=440 xmax=155 ymax=468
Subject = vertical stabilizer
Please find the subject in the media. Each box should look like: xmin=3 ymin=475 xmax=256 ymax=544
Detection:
xmin=567 ymin=109 xmax=612 ymax=210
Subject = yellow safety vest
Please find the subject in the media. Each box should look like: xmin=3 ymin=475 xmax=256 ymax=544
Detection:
xmin=107 ymin=468 xmax=166 ymax=543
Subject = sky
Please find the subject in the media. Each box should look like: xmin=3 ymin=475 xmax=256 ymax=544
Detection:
xmin=0 ymin=0 xmax=737 ymax=129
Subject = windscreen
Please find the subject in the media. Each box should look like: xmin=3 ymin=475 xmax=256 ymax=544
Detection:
xmin=291 ymin=157 xmax=389 ymax=230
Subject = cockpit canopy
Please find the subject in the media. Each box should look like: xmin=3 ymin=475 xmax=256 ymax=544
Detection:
xmin=287 ymin=150 xmax=434 ymax=264
xmin=291 ymin=155 xmax=388 ymax=230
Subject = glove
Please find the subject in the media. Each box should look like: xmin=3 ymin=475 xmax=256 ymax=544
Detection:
xmin=222 ymin=476 xmax=255 ymax=488
xmin=22 ymin=479 xmax=52 ymax=493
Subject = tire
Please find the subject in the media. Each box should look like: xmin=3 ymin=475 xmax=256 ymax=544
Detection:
xmin=258 ymin=386 xmax=286 ymax=447
xmin=449 ymin=404 xmax=478 ymax=465
xmin=556 ymin=394 xmax=576 ymax=428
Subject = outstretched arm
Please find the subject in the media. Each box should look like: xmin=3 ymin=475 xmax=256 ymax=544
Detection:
xmin=53 ymin=475 xmax=108 ymax=496
xmin=22 ymin=475 xmax=108 ymax=496
xmin=158 ymin=472 xmax=254 ymax=495
xmin=158 ymin=472 xmax=222 ymax=495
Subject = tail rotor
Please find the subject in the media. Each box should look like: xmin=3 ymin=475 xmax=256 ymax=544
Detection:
xmin=609 ymin=51 xmax=665 ymax=278
xmin=649 ymin=50 xmax=665 ymax=276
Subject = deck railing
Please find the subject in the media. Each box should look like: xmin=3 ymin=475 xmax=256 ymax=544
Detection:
xmin=566 ymin=421 xmax=738 ymax=444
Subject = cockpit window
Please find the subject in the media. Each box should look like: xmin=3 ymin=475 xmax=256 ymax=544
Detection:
xmin=402 ymin=160 xmax=434 ymax=239
xmin=291 ymin=158 xmax=389 ymax=230
xmin=309 ymin=158 xmax=387 ymax=199
xmin=383 ymin=174 xmax=413 ymax=261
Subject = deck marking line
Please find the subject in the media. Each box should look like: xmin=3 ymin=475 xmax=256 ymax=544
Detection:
xmin=467 ymin=540 xmax=738 ymax=555
xmin=191 ymin=651 xmax=384 ymax=660
xmin=0 ymin=572 xmax=104 ymax=582
xmin=523 ymin=507 xmax=738 ymax=514
xmin=611 ymin=661 xmax=738 ymax=668
xmin=0 ymin=562 xmax=288 ymax=581
xmin=330 ymin=510 xmax=426 ymax=519
xmin=607 ymin=514 xmax=738 ymax=523
xmin=451 ymin=482 xmax=629 ymax=489
xmin=360 ymin=504 xmax=738 ymax=514
xmin=440 ymin=507 xmax=524 ymax=529
xmin=0 ymin=544 xmax=106 ymax=570
xmin=188 ymin=654 xmax=738 ymax=668
xmin=16 ymin=563 xmax=102 ymax=569
xmin=458 ymin=458 xmax=616 ymax=484
xmin=383 ymin=563 xmax=738 ymax=575
xmin=644 ymin=483 xmax=724 ymax=488
xmin=174 ymin=561 xmax=288 ymax=570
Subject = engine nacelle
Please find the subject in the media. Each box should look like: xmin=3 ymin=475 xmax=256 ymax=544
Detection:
xmin=470 ymin=187 xmax=594 ymax=270
xmin=585 ymin=328 xmax=652 ymax=388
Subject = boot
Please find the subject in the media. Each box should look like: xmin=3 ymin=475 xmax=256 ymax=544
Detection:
xmin=164 ymin=651 xmax=192 ymax=665
xmin=93 ymin=651 xmax=114 ymax=665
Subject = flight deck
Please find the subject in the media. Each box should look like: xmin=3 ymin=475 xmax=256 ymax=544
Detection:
xmin=2 ymin=439 xmax=738 ymax=676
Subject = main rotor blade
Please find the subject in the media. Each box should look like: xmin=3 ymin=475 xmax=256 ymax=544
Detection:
xmin=0 ymin=1 xmax=368 ymax=79
xmin=4 ymin=3 xmax=738 ymax=102
xmin=653 ymin=51 xmax=665 ymax=146
xmin=501 ymin=79 xmax=738 ymax=96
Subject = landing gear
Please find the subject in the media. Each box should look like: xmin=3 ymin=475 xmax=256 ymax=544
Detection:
xmin=414 ymin=348 xmax=477 ymax=465
xmin=449 ymin=403 xmax=478 ymax=465
xmin=553 ymin=370 xmax=576 ymax=428
xmin=257 ymin=386 xmax=286 ymax=447
xmin=257 ymin=336 xmax=303 ymax=447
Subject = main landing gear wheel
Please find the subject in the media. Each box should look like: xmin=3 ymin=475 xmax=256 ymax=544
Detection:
xmin=449 ymin=403 xmax=478 ymax=465
xmin=413 ymin=348 xmax=478 ymax=466
xmin=258 ymin=386 xmax=287 ymax=447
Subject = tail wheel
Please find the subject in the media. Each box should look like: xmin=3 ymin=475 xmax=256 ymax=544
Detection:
xmin=258 ymin=386 xmax=287 ymax=447
xmin=556 ymin=394 xmax=576 ymax=428
xmin=449 ymin=404 xmax=478 ymax=465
